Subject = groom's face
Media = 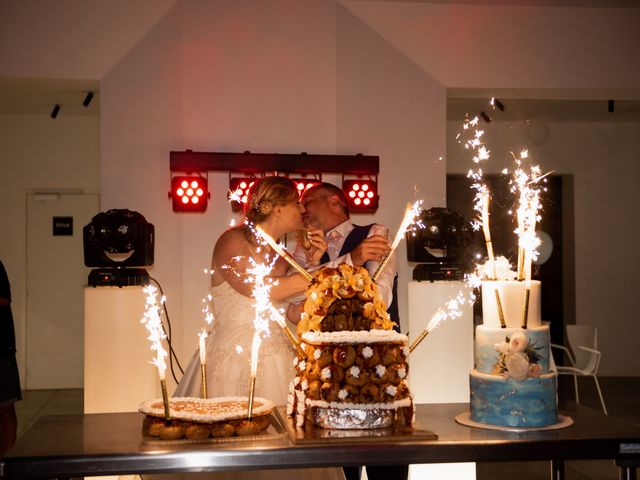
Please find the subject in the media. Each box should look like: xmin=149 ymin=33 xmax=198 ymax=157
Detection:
xmin=301 ymin=190 xmax=331 ymax=230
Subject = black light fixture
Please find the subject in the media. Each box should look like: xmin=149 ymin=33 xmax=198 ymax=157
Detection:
xmin=50 ymin=104 xmax=60 ymax=119
xmin=608 ymin=99 xmax=615 ymax=113
xmin=83 ymin=209 xmax=154 ymax=286
xmin=83 ymin=91 xmax=94 ymax=107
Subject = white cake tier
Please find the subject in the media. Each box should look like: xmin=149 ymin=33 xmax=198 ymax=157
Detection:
xmin=475 ymin=325 xmax=552 ymax=375
xmin=481 ymin=280 xmax=541 ymax=328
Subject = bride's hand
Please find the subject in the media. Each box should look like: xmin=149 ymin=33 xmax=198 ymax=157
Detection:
xmin=303 ymin=228 xmax=327 ymax=266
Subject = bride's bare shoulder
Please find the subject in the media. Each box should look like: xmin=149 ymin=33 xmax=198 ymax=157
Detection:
xmin=214 ymin=227 xmax=251 ymax=262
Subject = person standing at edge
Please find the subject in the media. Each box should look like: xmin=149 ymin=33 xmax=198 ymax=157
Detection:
xmin=0 ymin=259 xmax=21 ymax=457
xmin=287 ymin=182 xmax=407 ymax=480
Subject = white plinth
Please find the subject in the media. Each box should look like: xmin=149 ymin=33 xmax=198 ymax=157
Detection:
xmin=84 ymin=286 xmax=159 ymax=414
xmin=407 ymin=280 xmax=475 ymax=480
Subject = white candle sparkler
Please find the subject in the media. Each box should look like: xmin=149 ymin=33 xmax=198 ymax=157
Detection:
xmin=243 ymin=255 xmax=293 ymax=418
xmin=409 ymin=291 xmax=474 ymax=353
xmin=255 ymin=225 xmax=313 ymax=281
xmin=372 ymin=200 xmax=423 ymax=281
xmin=141 ymin=285 xmax=171 ymax=419
xmin=509 ymin=150 xmax=545 ymax=328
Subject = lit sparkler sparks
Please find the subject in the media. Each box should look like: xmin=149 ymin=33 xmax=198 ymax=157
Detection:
xmin=459 ymin=111 xmax=507 ymax=326
xmin=255 ymin=225 xmax=313 ymax=281
xmin=372 ymin=200 xmax=423 ymax=281
xmin=141 ymin=284 xmax=170 ymax=419
xmin=243 ymin=254 xmax=301 ymax=417
xmin=409 ymin=290 xmax=474 ymax=353
xmin=509 ymin=150 xmax=545 ymax=328
xmin=198 ymin=271 xmax=216 ymax=398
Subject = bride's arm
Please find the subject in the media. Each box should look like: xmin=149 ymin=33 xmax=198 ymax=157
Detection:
xmin=213 ymin=229 xmax=310 ymax=300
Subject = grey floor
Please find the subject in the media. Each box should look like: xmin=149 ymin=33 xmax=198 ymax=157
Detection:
xmin=13 ymin=377 xmax=640 ymax=479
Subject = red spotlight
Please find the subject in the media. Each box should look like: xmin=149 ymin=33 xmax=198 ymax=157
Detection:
xmin=289 ymin=178 xmax=321 ymax=196
xmin=228 ymin=177 xmax=258 ymax=212
xmin=171 ymin=176 xmax=208 ymax=212
xmin=342 ymin=178 xmax=378 ymax=213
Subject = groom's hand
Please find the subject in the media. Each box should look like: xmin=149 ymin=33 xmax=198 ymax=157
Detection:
xmin=350 ymin=236 xmax=390 ymax=267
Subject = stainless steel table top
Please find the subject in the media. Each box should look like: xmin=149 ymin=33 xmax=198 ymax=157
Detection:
xmin=3 ymin=403 xmax=640 ymax=479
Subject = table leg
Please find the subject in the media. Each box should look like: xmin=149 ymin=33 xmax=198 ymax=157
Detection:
xmin=617 ymin=466 xmax=637 ymax=480
xmin=550 ymin=459 xmax=564 ymax=480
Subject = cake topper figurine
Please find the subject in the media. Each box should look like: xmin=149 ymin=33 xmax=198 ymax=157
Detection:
xmin=142 ymin=284 xmax=171 ymax=420
xmin=372 ymin=199 xmax=423 ymax=282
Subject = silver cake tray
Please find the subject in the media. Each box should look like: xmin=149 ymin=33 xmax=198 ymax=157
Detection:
xmin=280 ymin=407 xmax=437 ymax=444
xmin=455 ymin=411 xmax=574 ymax=433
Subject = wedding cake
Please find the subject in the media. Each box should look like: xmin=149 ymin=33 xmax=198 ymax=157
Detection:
xmin=288 ymin=264 xmax=414 ymax=429
xmin=139 ymin=396 xmax=274 ymax=440
xmin=469 ymin=278 xmax=558 ymax=427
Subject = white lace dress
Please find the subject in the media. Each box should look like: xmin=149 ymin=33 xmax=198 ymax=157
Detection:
xmin=174 ymin=281 xmax=294 ymax=404
xmin=171 ymin=282 xmax=344 ymax=480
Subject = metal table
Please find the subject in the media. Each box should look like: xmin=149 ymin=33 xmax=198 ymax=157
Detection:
xmin=2 ymin=403 xmax=639 ymax=479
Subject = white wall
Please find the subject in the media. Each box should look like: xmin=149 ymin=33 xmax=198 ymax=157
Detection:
xmin=2 ymin=0 xmax=639 ymax=384
xmin=0 ymin=113 xmax=100 ymax=385
xmin=97 ymin=0 xmax=640 ymax=381
xmin=446 ymin=118 xmax=640 ymax=376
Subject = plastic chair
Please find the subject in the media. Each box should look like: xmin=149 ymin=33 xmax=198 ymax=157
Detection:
xmin=551 ymin=325 xmax=608 ymax=415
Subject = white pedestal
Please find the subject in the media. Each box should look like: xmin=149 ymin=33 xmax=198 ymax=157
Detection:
xmin=84 ymin=286 xmax=159 ymax=414
xmin=407 ymin=280 xmax=475 ymax=480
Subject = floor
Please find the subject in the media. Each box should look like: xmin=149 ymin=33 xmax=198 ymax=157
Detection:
xmin=12 ymin=377 xmax=640 ymax=479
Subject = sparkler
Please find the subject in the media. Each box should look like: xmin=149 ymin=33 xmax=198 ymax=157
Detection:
xmin=409 ymin=290 xmax=473 ymax=353
xmin=461 ymin=114 xmax=506 ymax=326
xmin=509 ymin=150 xmax=544 ymax=329
xmin=244 ymin=256 xmax=299 ymax=418
xmin=141 ymin=285 xmax=171 ymax=420
xmin=372 ymin=200 xmax=423 ymax=282
xmin=198 ymin=282 xmax=215 ymax=399
xmin=255 ymin=225 xmax=313 ymax=281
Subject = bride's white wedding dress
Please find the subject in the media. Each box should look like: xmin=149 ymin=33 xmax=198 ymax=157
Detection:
xmin=172 ymin=281 xmax=344 ymax=480
xmin=175 ymin=281 xmax=293 ymax=403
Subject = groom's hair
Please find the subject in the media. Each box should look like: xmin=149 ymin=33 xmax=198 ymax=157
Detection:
xmin=304 ymin=182 xmax=349 ymax=217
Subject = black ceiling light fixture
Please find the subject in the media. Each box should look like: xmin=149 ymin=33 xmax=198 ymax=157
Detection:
xmin=83 ymin=91 xmax=94 ymax=107
xmin=50 ymin=104 xmax=60 ymax=119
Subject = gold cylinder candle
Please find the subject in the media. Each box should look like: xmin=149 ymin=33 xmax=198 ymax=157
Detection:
xmin=283 ymin=324 xmax=306 ymax=358
xmin=247 ymin=376 xmax=257 ymax=420
xmin=160 ymin=379 xmax=171 ymax=420
xmin=409 ymin=329 xmax=430 ymax=353
xmin=521 ymin=288 xmax=530 ymax=329
xmin=200 ymin=363 xmax=208 ymax=399
xmin=495 ymin=289 xmax=506 ymax=329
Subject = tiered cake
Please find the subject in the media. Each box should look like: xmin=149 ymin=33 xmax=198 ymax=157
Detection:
xmin=288 ymin=264 xmax=413 ymax=429
xmin=469 ymin=279 xmax=558 ymax=427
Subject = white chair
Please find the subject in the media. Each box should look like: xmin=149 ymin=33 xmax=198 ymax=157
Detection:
xmin=551 ymin=324 xmax=608 ymax=415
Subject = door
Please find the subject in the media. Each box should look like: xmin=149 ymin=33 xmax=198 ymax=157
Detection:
xmin=26 ymin=192 xmax=99 ymax=389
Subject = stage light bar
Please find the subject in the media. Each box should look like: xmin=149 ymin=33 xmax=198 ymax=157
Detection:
xmin=342 ymin=178 xmax=379 ymax=213
xmin=228 ymin=177 xmax=258 ymax=212
xmin=171 ymin=176 xmax=208 ymax=212
xmin=290 ymin=178 xmax=321 ymax=196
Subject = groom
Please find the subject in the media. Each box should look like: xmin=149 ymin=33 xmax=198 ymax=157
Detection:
xmin=290 ymin=182 xmax=407 ymax=480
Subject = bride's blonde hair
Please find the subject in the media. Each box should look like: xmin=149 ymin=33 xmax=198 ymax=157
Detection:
xmin=244 ymin=176 xmax=298 ymax=224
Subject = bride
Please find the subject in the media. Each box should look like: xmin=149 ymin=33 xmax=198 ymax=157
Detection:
xmin=172 ymin=178 xmax=343 ymax=480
